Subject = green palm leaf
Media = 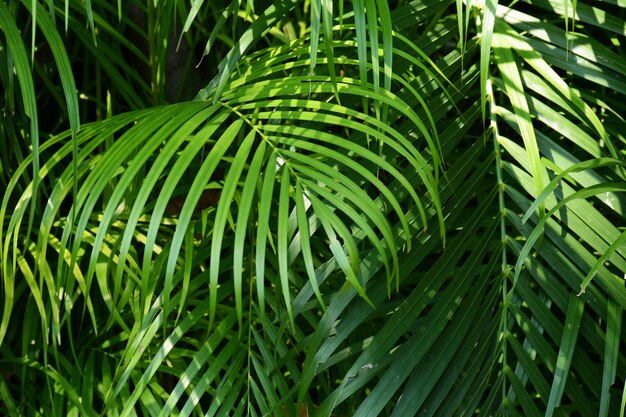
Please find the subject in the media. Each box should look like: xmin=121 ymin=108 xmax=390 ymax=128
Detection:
xmin=2 ymin=0 xmax=626 ymax=416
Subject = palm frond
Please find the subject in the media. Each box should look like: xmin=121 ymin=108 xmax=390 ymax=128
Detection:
xmin=2 ymin=0 xmax=626 ymax=416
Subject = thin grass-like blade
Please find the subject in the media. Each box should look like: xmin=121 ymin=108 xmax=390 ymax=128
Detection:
xmin=545 ymin=294 xmax=585 ymax=417
xmin=233 ymin=141 xmax=268 ymax=327
xmin=277 ymin=166 xmax=294 ymax=329
xmin=480 ymin=0 xmax=498 ymax=121
xmin=255 ymin=151 xmax=278 ymax=318
xmin=0 ymin=2 xmax=39 ymax=346
xmin=210 ymin=129 xmax=255 ymax=329
xmin=600 ymin=299 xmax=622 ymax=417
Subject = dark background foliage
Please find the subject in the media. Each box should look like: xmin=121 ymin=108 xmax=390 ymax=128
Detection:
xmin=1 ymin=0 xmax=626 ymax=416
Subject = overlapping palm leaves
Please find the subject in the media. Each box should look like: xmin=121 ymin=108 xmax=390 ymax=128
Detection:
xmin=1 ymin=0 xmax=626 ymax=415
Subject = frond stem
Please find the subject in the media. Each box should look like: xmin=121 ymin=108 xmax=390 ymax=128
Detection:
xmin=487 ymin=77 xmax=510 ymax=406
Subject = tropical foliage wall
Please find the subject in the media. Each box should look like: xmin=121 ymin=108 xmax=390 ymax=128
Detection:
xmin=1 ymin=0 xmax=626 ymax=415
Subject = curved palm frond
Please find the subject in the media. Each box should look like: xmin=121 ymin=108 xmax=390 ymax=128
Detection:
xmin=2 ymin=0 xmax=626 ymax=416
xmin=2 ymin=10 xmax=451 ymax=413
